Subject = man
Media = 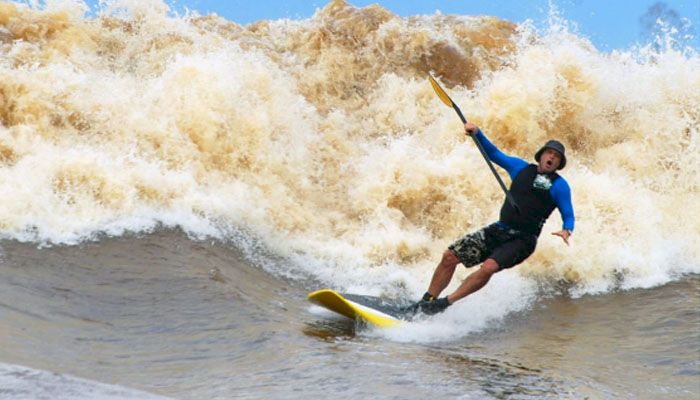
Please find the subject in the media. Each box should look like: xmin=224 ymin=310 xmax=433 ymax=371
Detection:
xmin=412 ymin=122 xmax=575 ymax=315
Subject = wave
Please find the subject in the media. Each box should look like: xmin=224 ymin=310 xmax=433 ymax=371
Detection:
xmin=0 ymin=0 xmax=698 ymax=297
xmin=0 ymin=362 xmax=170 ymax=399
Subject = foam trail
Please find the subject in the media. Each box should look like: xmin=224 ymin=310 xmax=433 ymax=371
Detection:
xmin=379 ymin=273 xmax=538 ymax=343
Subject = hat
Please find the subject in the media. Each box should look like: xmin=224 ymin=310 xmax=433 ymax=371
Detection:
xmin=535 ymin=140 xmax=567 ymax=170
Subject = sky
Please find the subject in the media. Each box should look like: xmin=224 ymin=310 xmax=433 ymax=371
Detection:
xmin=167 ymin=0 xmax=700 ymax=52
xmin=72 ymin=0 xmax=700 ymax=52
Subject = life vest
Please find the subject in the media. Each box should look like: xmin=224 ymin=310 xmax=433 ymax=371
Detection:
xmin=499 ymin=164 xmax=560 ymax=236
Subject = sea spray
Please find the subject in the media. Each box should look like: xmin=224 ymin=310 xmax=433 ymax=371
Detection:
xmin=0 ymin=0 xmax=698 ymax=309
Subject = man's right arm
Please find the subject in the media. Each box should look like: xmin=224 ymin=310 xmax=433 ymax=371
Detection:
xmin=465 ymin=124 xmax=527 ymax=179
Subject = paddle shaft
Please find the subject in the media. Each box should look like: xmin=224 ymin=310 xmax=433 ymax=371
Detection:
xmin=450 ymin=103 xmax=520 ymax=214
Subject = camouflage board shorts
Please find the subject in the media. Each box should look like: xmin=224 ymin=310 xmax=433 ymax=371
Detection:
xmin=448 ymin=222 xmax=537 ymax=270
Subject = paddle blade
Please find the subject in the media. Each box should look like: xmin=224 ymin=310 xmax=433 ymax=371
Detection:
xmin=429 ymin=74 xmax=454 ymax=108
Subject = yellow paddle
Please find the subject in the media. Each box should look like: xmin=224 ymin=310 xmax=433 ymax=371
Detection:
xmin=429 ymin=74 xmax=520 ymax=214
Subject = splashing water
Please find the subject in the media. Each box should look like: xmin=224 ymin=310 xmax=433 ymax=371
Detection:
xmin=0 ymin=0 xmax=698 ymax=317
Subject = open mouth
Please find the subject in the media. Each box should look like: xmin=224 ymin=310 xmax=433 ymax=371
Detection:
xmin=546 ymin=160 xmax=552 ymax=167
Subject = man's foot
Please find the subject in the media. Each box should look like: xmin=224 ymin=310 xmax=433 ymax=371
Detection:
xmin=418 ymin=297 xmax=450 ymax=315
xmin=402 ymin=293 xmax=450 ymax=317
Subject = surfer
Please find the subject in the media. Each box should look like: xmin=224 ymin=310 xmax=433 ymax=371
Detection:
xmin=412 ymin=122 xmax=575 ymax=315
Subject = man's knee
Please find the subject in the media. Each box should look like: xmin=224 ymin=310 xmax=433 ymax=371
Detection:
xmin=441 ymin=250 xmax=459 ymax=267
xmin=481 ymin=258 xmax=500 ymax=275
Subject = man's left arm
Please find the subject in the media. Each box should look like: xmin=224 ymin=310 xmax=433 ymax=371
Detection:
xmin=550 ymin=178 xmax=575 ymax=245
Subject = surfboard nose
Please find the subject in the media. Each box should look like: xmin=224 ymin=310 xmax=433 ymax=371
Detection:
xmin=308 ymin=289 xmax=402 ymax=328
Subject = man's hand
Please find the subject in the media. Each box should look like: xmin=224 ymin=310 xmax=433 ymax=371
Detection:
xmin=464 ymin=122 xmax=479 ymax=136
xmin=552 ymin=230 xmax=572 ymax=246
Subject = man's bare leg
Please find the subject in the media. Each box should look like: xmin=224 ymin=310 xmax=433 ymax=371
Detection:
xmin=446 ymin=258 xmax=500 ymax=304
xmin=426 ymin=250 xmax=460 ymax=298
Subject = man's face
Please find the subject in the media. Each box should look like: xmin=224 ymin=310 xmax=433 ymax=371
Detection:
xmin=538 ymin=148 xmax=562 ymax=173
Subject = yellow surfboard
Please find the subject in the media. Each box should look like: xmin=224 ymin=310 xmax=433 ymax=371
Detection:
xmin=308 ymin=289 xmax=406 ymax=328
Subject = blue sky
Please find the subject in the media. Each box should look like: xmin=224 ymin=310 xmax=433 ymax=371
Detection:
xmin=93 ymin=0 xmax=700 ymax=51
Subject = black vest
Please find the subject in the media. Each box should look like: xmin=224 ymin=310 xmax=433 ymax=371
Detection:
xmin=500 ymin=164 xmax=560 ymax=236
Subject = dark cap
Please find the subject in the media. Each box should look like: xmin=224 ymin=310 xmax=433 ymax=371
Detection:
xmin=535 ymin=140 xmax=567 ymax=169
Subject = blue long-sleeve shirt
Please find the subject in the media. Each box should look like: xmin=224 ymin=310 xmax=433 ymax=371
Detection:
xmin=475 ymin=129 xmax=575 ymax=232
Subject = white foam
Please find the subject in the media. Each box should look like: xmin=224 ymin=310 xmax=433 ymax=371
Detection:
xmin=378 ymin=273 xmax=538 ymax=343
xmin=0 ymin=1 xmax=698 ymax=327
